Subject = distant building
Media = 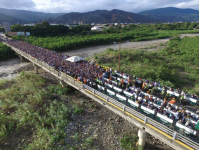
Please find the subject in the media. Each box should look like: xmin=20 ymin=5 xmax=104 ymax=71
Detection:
xmin=91 ymin=26 xmax=103 ymax=31
xmin=50 ymin=23 xmax=59 ymax=26
xmin=17 ymin=32 xmax=30 ymax=36
xmin=3 ymin=22 xmax=11 ymax=33
xmin=24 ymin=23 xmax=35 ymax=26
xmin=7 ymin=32 xmax=17 ymax=37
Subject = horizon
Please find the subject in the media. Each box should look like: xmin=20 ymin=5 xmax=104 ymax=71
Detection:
xmin=0 ymin=6 xmax=199 ymax=14
xmin=0 ymin=0 xmax=199 ymax=13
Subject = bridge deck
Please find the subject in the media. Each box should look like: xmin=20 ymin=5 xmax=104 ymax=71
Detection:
xmin=3 ymin=41 xmax=199 ymax=150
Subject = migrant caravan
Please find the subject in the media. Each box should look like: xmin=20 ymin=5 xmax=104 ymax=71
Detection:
xmin=5 ymin=39 xmax=199 ymax=146
xmin=103 ymin=72 xmax=199 ymax=136
xmin=93 ymin=78 xmax=174 ymax=127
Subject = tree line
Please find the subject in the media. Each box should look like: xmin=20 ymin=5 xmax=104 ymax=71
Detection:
xmin=11 ymin=21 xmax=199 ymax=37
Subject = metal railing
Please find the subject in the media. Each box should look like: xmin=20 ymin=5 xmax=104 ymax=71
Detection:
xmin=7 ymin=43 xmax=199 ymax=150
xmin=83 ymin=84 xmax=199 ymax=150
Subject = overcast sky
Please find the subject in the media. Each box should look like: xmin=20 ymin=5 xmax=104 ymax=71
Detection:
xmin=1 ymin=0 xmax=199 ymax=13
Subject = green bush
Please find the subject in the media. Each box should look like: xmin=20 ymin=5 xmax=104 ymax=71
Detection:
xmin=120 ymin=135 xmax=140 ymax=150
xmin=0 ymin=43 xmax=16 ymax=61
xmin=48 ymin=85 xmax=70 ymax=95
xmin=73 ymin=105 xmax=84 ymax=115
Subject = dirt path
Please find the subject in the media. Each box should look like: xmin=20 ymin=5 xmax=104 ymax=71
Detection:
xmin=64 ymin=33 xmax=199 ymax=57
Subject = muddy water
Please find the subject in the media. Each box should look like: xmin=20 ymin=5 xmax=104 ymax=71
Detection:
xmin=0 ymin=58 xmax=31 ymax=80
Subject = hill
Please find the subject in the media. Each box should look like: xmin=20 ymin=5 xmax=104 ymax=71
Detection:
xmin=46 ymin=9 xmax=159 ymax=24
xmin=0 ymin=8 xmax=65 ymax=22
xmin=139 ymin=7 xmax=199 ymax=22
xmin=0 ymin=12 xmax=26 ymax=24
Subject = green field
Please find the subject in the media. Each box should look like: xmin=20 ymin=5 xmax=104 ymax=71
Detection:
xmin=92 ymin=36 xmax=199 ymax=94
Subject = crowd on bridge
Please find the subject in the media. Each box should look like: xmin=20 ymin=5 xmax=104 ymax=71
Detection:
xmin=4 ymin=40 xmax=111 ymax=84
xmin=3 ymin=39 xmax=199 ymax=140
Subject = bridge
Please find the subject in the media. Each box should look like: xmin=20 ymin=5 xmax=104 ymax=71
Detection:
xmin=3 ymin=41 xmax=199 ymax=150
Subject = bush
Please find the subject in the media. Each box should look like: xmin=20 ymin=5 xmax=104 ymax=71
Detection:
xmin=73 ymin=105 xmax=84 ymax=115
xmin=0 ymin=43 xmax=16 ymax=61
xmin=120 ymin=135 xmax=140 ymax=150
xmin=48 ymin=85 xmax=70 ymax=95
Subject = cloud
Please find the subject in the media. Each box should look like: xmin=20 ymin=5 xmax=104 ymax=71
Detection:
xmin=1 ymin=0 xmax=199 ymax=13
xmin=0 ymin=0 xmax=36 ymax=9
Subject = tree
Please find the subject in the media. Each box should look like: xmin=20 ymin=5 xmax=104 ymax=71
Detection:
xmin=11 ymin=24 xmax=24 ymax=32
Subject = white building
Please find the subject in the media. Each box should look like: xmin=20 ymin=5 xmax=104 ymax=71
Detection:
xmin=24 ymin=23 xmax=35 ymax=26
xmin=91 ymin=26 xmax=105 ymax=31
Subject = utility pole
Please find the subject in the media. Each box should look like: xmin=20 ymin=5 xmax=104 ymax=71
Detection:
xmin=118 ymin=29 xmax=121 ymax=72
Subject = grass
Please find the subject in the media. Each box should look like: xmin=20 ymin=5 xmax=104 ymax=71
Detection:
xmin=0 ymin=72 xmax=86 ymax=149
xmin=120 ymin=135 xmax=141 ymax=150
xmin=93 ymin=36 xmax=199 ymax=94
xmin=83 ymin=137 xmax=94 ymax=148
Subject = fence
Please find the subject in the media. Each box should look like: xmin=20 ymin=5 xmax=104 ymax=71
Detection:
xmin=7 ymin=43 xmax=199 ymax=150
xmin=83 ymin=84 xmax=199 ymax=150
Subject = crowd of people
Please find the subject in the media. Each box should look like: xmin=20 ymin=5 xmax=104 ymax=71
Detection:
xmin=103 ymin=76 xmax=199 ymax=131
xmin=4 ymin=40 xmax=111 ymax=84
xmin=3 ymin=39 xmax=199 ymax=137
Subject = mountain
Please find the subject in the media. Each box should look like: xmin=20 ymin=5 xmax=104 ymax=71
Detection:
xmin=139 ymin=7 xmax=199 ymax=22
xmin=0 ymin=12 xmax=26 ymax=24
xmin=46 ymin=9 xmax=159 ymax=24
xmin=0 ymin=8 xmax=65 ymax=23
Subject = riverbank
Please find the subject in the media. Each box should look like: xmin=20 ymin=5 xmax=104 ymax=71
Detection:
xmin=64 ymin=33 xmax=199 ymax=58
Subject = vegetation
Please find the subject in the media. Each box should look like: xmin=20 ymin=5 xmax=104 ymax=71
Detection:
xmin=11 ymin=21 xmax=91 ymax=37
xmin=94 ymin=36 xmax=199 ymax=94
xmin=0 ymin=43 xmax=16 ymax=61
xmin=120 ymin=135 xmax=141 ymax=150
xmin=0 ymin=72 xmax=85 ymax=149
xmin=10 ymin=22 xmax=199 ymax=52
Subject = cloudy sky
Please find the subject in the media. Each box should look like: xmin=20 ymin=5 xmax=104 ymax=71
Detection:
xmin=1 ymin=0 xmax=199 ymax=13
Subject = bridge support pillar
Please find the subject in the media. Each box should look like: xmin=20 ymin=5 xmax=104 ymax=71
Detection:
xmin=138 ymin=128 xmax=148 ymax=148
xmin=19 ymin=55 xmax=29 ymax=62
xmin=60 ymin=80 xmax=66 ymax=88
xmin=19 ymin=55 xmax=25 ymax=62
xmin=33 ymin=63 xmax=39 ymax=74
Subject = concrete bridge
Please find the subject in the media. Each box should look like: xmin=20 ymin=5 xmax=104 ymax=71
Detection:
xmin=4 ymin=42 xmax=199 ymax=150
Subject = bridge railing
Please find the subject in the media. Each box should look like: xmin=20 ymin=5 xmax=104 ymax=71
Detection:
xmin=8 ymin=44 xmax=199 ymax=150
xmin=83 ymin=84 xmax=199 ymax=150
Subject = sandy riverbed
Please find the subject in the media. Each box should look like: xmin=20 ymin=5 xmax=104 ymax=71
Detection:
xmin=64 ymin=33 xmax=199 ymax=57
